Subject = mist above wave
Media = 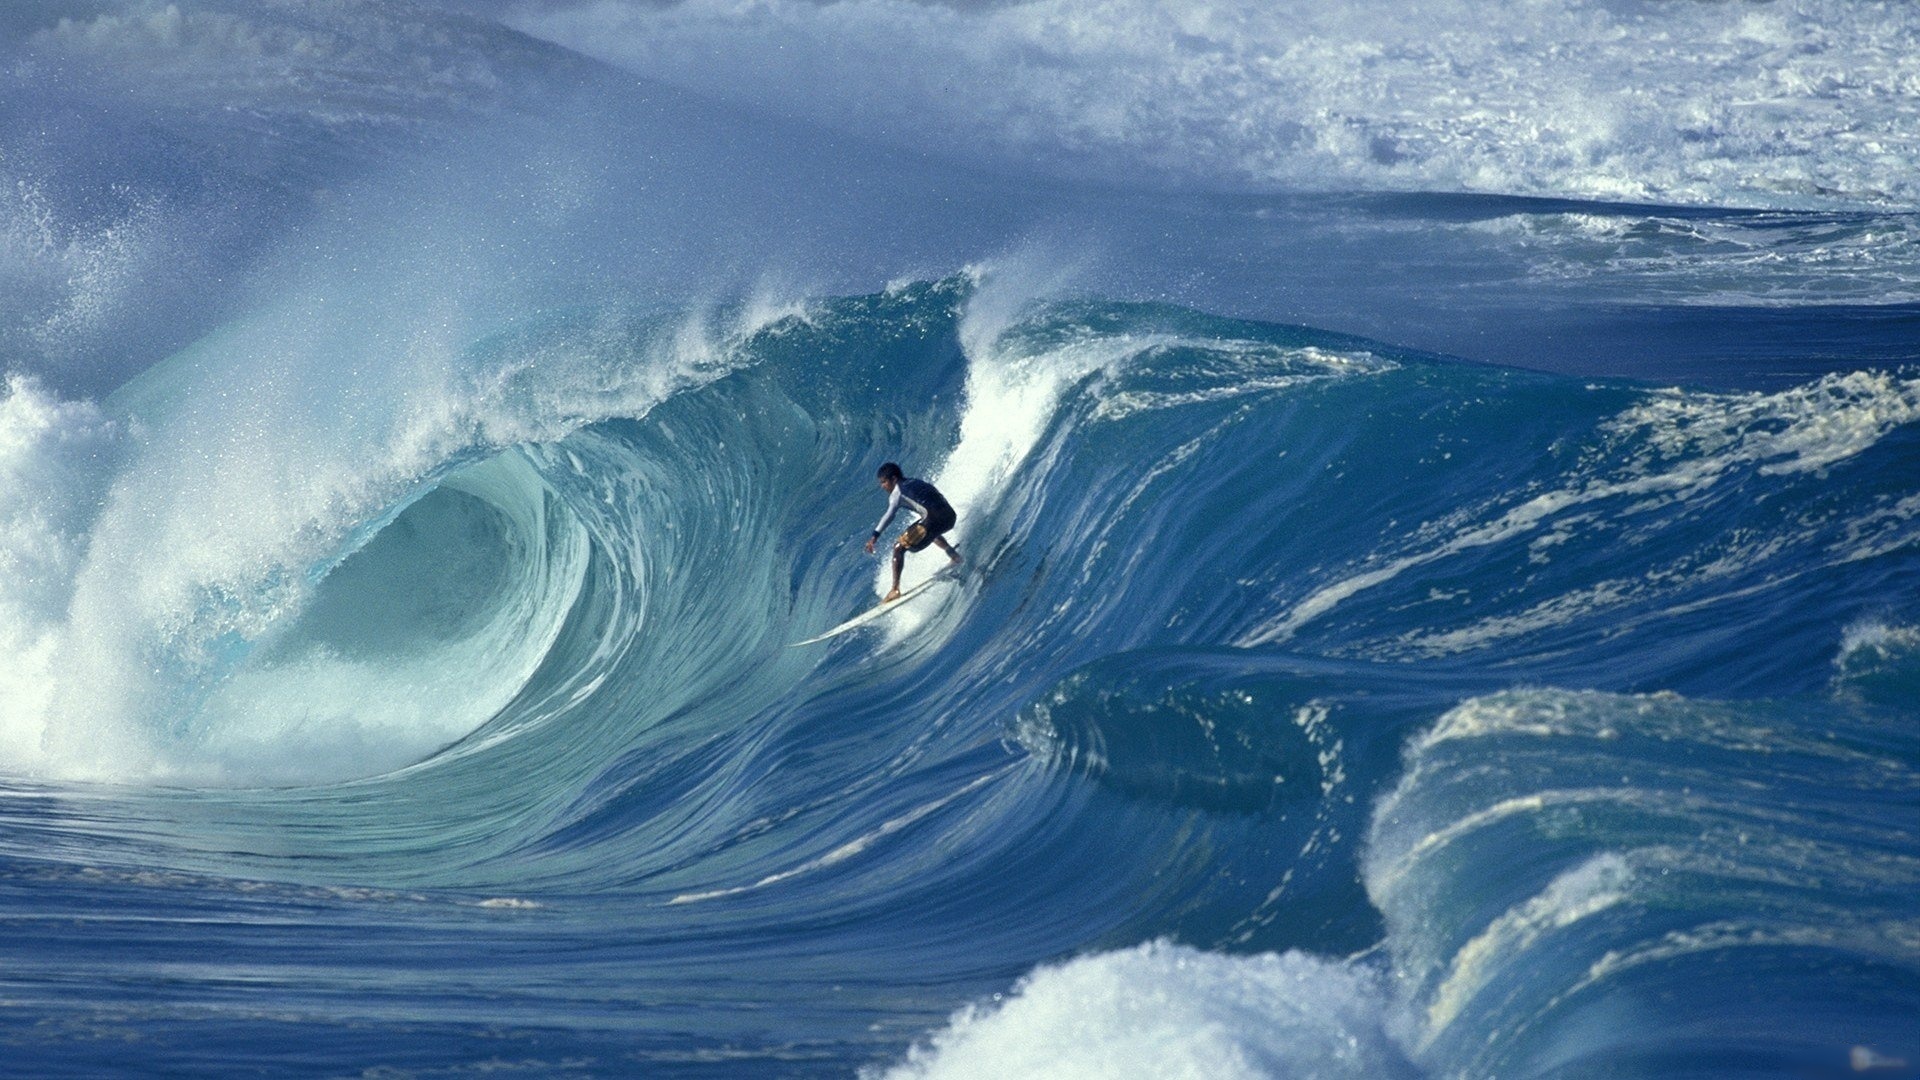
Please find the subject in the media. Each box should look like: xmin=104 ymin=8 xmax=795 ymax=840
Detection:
xmin=515 ymin=0 xmax=1920 ymax=209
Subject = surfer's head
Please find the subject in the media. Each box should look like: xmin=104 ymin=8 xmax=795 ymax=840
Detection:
xmin=877 ymin=462 xmax=903 ymax=490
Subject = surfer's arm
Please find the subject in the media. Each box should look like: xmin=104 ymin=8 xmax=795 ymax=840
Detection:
xmin=872 ymin=487 xmax=905 ymax=539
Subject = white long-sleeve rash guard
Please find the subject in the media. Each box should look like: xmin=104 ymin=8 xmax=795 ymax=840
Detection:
xmin=873 ymin=482 xmax=929 ymax=538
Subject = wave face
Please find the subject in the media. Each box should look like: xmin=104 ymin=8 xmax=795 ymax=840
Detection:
xmin=3 ymin=2 xmax=1919 ymax=1077
xmin=4 ymin=277 xmax=1916 ymax=1076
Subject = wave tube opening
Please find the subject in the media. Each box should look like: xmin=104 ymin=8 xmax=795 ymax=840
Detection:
xmin=182 ymin=451 xmax=593 ymax=787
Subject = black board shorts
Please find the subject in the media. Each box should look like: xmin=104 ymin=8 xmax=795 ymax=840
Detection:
xmin=898 ymin=502 xmax=956 ymax=552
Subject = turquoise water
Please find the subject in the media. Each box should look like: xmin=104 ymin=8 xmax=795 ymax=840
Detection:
xmin=2 ymin=3 xmax=1918 ymax=1077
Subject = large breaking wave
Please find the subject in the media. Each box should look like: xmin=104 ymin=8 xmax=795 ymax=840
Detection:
xmin=3 ymin=2 xmax=1919 ymax=1076
xmin=5 ymin=270 xmax=1916 ymax=1074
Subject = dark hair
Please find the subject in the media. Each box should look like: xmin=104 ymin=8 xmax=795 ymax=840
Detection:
xmin=877 ymin=462 xmax=903 ymax=482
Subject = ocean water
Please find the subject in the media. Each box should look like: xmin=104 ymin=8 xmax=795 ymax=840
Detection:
xmin=2 ymin=1 xmax=1917 ymax=1076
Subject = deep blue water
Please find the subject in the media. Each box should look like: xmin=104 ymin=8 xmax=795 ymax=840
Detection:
xmin=2 ymin=2 xmax=1918 ymax=1077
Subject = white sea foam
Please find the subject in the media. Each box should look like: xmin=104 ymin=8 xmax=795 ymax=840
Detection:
xmin=517 ymin=0 xmax=1920 ymax=208
xmin=1838 ymin=619 xmax=1920 ymax=666
xmin=1607 ymin=370 xmax=1920 ymax=478
xmin=1833 ymin=619 xmax=1920 ymax=704
xmin=0 ymin=376 xmax=124 ymax=769
xmin=868 ymin=940 xmax=1417 ymax=1080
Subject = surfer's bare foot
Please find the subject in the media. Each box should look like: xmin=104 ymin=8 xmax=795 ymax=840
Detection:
xmin=883 ymin=588 xmax=902 ymax=603
xmin=949 ymin=553 xmax=963 ymax=566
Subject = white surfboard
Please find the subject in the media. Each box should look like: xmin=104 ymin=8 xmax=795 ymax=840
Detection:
xmin=789 ymin=567 xmax=959 ymax=647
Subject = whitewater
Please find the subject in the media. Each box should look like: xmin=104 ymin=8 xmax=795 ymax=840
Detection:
xmin=2 ymin=1 xmax=1917 ymax=1076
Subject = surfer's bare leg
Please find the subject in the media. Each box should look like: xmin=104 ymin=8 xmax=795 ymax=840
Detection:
xmin=933 ymin=536 xmax=961 ymax=565
xmin=885 ymin=545 xmax=906 ymax=602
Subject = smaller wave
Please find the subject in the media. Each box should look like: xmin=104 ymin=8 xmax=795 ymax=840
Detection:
xmin=1366 ymin=687 xmax=1920 ymax=1077
xmin=1834 ymin=619 xmax=1920 ymax=710
xmin=867 ymin=940 xmax=1417 ymax=1080
xmin=1013 ymin=654 xmax=1341 ymax=815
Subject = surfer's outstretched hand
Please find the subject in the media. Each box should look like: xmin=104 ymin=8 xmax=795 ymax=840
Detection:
xmin=865 ymin=536 xmax=877 ymax=554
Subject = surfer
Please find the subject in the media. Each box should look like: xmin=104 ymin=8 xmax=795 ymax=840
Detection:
xmin=865 ymin=462 xmax=961 ymax=602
